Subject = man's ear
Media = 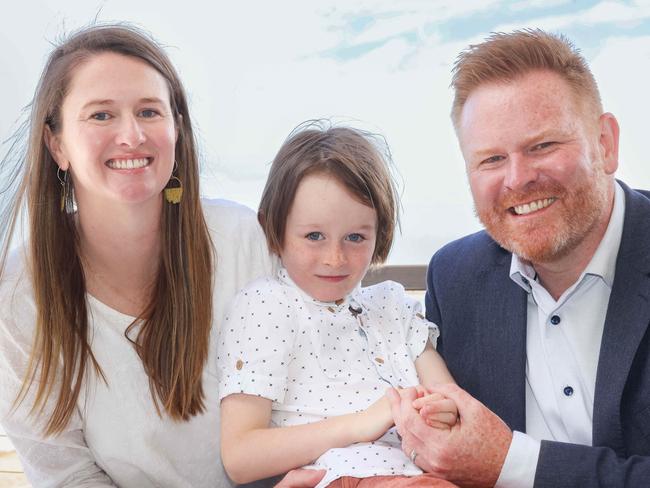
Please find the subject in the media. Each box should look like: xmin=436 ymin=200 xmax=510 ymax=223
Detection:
xmin=598 ymin=112 xmax=619 ymax=175
xmin=44 ymin=125 xmax=69 ymax=171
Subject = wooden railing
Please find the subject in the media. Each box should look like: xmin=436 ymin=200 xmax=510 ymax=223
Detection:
xmin=0 ymin=428 xmax=28 ymax=487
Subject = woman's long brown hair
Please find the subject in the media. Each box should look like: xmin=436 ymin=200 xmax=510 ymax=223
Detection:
xmin=8 ymin=24 xmax=213 ymax=435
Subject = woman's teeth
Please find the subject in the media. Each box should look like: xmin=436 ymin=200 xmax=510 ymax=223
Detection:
xmin=107 ymin=158 xmax=150 ymax=169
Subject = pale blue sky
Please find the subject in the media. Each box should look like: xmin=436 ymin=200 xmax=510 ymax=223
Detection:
xmin=2 ymin=0 xmax=650 ymax=264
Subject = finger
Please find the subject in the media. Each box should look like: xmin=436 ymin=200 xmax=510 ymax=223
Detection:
xmin=419 ymin=398 xmax=457 ymax=415
xmin=397 ymin=386 xmax=419 ymax=402
xmin=412 ymin=392 xmax=445 ymax=409
xmin=425 ymin=419 xmax=453 ymax=430
xmin=274 ymin=469 xmax=326 ymax=488
xmin=427 ymin=383 xmax=480 ymax=419
xmin=415 ymin=384 xmax=428 ymax=398
xmin=422 ymin=410 xmax=458 ymax=426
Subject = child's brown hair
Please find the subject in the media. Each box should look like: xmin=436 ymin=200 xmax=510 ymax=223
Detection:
xmin=259 ymin=121 xmax=399 ymax=264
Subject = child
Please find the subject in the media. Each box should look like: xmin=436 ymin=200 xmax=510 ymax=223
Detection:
xmin=217 ymin=123 xmax=458 ymax=487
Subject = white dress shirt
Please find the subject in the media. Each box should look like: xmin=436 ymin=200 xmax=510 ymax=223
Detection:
xmin=496 ymin=182 xmax=625 ymax=487
xmin=217 ymin=269 xmax=439 ymax=487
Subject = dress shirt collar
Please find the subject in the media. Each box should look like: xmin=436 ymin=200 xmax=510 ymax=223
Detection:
xmin=509 ymin=181 xmax=625 ymax=292
xmin=277 ymin=267 xmax=363 ymax=312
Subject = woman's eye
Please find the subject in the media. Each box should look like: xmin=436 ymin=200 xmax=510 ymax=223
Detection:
xmin=139 ymin=109 xmax=159 ymax=118
xmin=306 ymin=232 xmax=323 ymax=241
xmin=91 ymin=112 xmax=111 ymax=121
xmin=346 ymin=233 xmax=365 ymax=243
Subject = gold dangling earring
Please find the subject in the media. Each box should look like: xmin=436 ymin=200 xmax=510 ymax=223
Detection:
xmin=57 ymin=167 xmax=68 ymax=212
xmin=164 ymin=161 xmax=183 ymax=204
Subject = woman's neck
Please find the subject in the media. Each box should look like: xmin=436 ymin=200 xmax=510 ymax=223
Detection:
xmin=76 ymin=196 xmax=163 ymax=316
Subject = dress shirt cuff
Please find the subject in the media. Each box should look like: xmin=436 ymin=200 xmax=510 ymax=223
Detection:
xmin=494 ymin=431 xmax=540 ymax=488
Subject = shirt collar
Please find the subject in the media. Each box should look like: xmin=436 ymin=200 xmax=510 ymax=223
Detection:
xmin=277 ymin=267 xmax=362 ymax=311
xmin=509 ymin=181 xmax=625 ymax=292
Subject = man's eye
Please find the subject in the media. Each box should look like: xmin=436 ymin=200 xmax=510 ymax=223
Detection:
xmin=306 ymin=232 xmax=323 ymax=241
xmin=481 ymin=155 xmax=504 ymax=165
xmin=91 ymin=112 xmax=111 ymax=121
xmin=346 ymin=233 xmax=365 ymax=243
xmin=532 ymin=141 xmax=555 ymax=151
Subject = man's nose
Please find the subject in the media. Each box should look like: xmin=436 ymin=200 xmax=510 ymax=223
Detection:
xmin=504 ymin=153 xmax=538 ymax=191
xmin=115 ymin=115 xmax=146 ymax=147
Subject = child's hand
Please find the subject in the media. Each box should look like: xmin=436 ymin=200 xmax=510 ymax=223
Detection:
xmin=413 ymin=390 xmax=459 ymax=430
xmin=356 ymin=395 xmax=394 ymax=442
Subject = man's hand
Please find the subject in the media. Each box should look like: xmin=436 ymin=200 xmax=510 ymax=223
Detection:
xmin=387 ymin=384 xmax=512 ymax=488
xmin=273 ymin=469 xmax=325 ymax=488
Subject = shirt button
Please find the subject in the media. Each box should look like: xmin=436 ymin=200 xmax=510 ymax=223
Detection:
xmin=550 ymin=315 xmax=561 ymax=325
xmin=563 ymin=386 xmax=574 ymax=396
xmin=235 ymin=359 xmax=244 ymax=370
xmin=374 ymin=357 xmax=385 ymax=364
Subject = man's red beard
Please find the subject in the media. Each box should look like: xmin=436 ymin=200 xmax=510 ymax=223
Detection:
xmin=475 ymin=175 xmax=609 ymax=264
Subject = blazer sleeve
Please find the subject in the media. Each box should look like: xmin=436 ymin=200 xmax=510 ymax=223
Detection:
xmin=535 ymin=440 xmax=650 ymax=487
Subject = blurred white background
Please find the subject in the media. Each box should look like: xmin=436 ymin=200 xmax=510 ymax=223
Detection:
xmin=2 ymin=0 xmax=650 ymax=264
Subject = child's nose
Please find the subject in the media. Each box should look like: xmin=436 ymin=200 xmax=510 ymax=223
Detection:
xmin=324 ymin=243 xmax=346 ymax=267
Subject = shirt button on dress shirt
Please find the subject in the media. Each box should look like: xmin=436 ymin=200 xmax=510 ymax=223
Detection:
xmin=563 ymin=386 xmax=574 ymax=397
xmin=550 ymin=315 xmax=561 ymax=325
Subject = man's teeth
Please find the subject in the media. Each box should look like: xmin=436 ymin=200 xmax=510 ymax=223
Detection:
xmin=513 ymin=198 xmax=555 ymax=215
xmin=107 ymin=158 xmax=149 ymax=169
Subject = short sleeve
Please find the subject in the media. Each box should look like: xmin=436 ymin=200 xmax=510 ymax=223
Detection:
xmin=216 ymin=278 xmax=297 ymax=403
xmin=403 ymin=297 xmax=440 ymax=357
xmin=372 ymin=281 xmax=440 ymax=358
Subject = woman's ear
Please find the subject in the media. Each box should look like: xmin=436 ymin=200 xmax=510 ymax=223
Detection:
xmin=44 ymin=125 xmax=69 ymax=171
xmin=175 ymin=113 xmax=182 ymax=143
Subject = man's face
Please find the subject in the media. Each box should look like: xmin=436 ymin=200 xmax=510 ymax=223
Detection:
xmin=457 ymin=70 xmax=618 ymax=264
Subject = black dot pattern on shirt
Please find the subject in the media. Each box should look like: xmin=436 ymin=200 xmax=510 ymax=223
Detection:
xmin=216 ymin=275 xmax=439 ymax=479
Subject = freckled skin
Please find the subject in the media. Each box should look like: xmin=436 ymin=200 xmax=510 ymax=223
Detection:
xmin=280 ymin=172 xmax=377 ymax=303
xmin=458 ymin=70 xmax=617 ymax=266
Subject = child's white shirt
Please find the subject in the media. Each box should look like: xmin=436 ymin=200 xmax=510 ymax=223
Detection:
xmin=217 ymin=268 xmax=440 ymax=486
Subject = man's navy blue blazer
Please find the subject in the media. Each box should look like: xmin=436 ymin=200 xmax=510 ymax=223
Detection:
xmin=426 ymin=181 xmax=650 ymax=487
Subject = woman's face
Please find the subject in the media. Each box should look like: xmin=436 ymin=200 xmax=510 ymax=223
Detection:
xmin=47 ymin=52 xmax=177 ymax=208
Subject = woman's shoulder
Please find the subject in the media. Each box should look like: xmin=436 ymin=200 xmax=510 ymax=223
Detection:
xmin=0 ymin=247 xmax=32 ymax=304
xmin=0 ymin=247 xmax=35 ymax=340
xmin=201 ymin=198 xmax=258 ymax=232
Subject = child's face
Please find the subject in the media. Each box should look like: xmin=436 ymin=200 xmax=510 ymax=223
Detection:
xmin=281 ymin=172 xmax=377 ymax=303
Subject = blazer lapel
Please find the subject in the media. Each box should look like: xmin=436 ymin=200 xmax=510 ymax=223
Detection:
xmin=475 ymin=248 xmax=528 ymax=432
xmin=593 ymin=185 xmax=650 ymax=452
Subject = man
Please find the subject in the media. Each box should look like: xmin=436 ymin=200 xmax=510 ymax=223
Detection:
xmin=388 ymin=29 xmax=650 ymax=487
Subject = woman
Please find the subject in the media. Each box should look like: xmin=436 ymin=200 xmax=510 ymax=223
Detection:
xmin=0 ymin=24 xmax=277 ymax=487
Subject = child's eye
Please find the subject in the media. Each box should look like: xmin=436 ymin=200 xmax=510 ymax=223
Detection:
xmin=306 ymin=232 xmax=324 ymax=241
xmin=346 ymin=233 xmax=365 ymax=243
xmin=91 ymin=112 xmax=111 ymax=121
